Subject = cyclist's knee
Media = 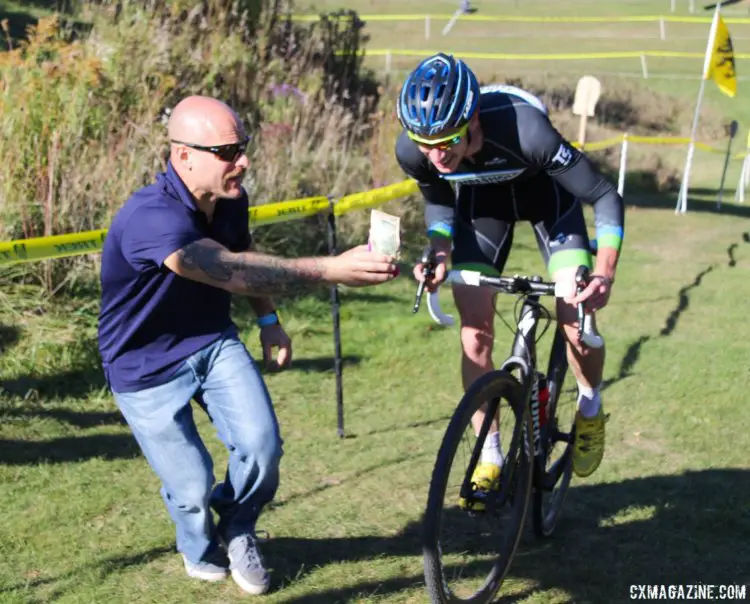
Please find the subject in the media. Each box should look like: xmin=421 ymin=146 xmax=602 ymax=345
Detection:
xmin=555 ymin=301 xmax=604 ymax=358
xmin=453 ymin=285 xmax=495 ymax=359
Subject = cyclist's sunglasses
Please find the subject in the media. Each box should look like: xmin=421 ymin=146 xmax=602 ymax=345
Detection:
xmin=171 ymin=137 xmax=251 ymax=162
xmin=407 ymin=123 xmax=469 ymax=151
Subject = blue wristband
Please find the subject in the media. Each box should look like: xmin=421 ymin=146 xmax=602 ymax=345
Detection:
xmin=256 ymin=312 xmax=279 ymax=328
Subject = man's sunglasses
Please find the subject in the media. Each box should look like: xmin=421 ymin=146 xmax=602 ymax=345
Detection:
xmin=407 ymin=123 xmax=469 ymax=151
xmin=171 ymin=138 xmax=250 ymax=162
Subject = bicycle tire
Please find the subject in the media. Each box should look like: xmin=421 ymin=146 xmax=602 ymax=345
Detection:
xmin=532 ymin=329 xmax=575 ymax=538
xmin=423 ymin=370 xmax=533 ymax=604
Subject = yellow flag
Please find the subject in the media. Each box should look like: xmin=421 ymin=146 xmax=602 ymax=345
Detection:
xmin=705 ymin=13 xmax=737 ymax=97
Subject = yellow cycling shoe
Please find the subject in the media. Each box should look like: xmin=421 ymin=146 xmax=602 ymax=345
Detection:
xmin=572 ymin=406 xmax=607 ymax=478
xmin=458 ymin=462 xmax=501 ymax=511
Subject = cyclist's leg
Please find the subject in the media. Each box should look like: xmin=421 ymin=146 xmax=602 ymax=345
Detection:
xmin=526 ymin=179 xmax=606 ymax=478
xmin=452 ymin=184 xmax=515 ymax=478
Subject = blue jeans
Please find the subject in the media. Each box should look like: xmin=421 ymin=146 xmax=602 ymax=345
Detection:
xmin=112 ymin=332 xmax=282 ymax=564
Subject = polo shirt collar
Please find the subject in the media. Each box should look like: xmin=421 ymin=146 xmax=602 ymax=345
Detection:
xmin=163 ymin=160 xmax=198 ymax=212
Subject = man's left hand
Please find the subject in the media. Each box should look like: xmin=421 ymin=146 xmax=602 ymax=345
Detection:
xmin=260 ymin=324 xmax=292 ymax=371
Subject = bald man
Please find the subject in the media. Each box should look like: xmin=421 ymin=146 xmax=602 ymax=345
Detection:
xmin=98 ymin=96 xmax=397 ymax=595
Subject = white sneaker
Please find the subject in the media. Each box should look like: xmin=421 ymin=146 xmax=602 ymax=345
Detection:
xmin=181 ymin=554 xmax=228 ymax=582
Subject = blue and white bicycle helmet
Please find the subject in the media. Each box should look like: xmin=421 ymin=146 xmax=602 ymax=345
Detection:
xmin=397 ymin=53 xmax=480 ymax=139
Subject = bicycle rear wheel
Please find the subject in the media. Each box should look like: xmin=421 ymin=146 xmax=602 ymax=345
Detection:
xmin=532 ymin=329 xmax=576 ymax=538
xmin=423 ymin=370 xmax=533 ymax=604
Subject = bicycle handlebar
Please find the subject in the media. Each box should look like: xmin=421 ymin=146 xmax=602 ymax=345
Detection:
xmin=412 ymin=249 xmax=604 ymax=349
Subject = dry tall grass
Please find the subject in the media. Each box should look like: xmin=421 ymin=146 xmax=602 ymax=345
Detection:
xmin=0 ymin=3 xmax=729 ymax=294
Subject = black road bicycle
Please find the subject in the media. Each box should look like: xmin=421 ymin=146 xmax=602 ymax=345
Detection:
xmin=413 ymin=249 xmax=603 ymax=604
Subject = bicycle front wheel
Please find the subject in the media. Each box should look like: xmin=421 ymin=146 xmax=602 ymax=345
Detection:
xmin=423 ymin=370 xmax=533 ymax=604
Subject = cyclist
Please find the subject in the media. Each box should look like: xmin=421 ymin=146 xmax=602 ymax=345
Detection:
xmin=395 ymin=53 xmax=624 ymax=501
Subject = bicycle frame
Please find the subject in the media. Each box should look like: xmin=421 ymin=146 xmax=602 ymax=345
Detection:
xmin=499 ymin=292 xmax=575 ymax=487
xmin=415 ymin=267 xmax=600 ymax=496
xmin=499 ymin=291 xmax=547 ymax=459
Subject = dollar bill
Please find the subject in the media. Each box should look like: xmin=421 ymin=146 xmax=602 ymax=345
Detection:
xmin=368 ymin=209 xmax=401 ymax=257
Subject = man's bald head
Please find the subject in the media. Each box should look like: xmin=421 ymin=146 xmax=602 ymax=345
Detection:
xmin=168 ymin=96 xmax=244 ymax=145
xmin=167 ymin=95 xmax=250 ymax=204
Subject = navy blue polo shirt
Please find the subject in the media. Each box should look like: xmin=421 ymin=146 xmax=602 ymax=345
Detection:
xmin=98 ymin=161 xmax=251 ymax=393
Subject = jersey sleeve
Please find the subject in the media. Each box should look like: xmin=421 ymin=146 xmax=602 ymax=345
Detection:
xmin=395 ymin=130 xmax=456 ymax=240
xmin=516 ymin=106 xmax=625 ymax=252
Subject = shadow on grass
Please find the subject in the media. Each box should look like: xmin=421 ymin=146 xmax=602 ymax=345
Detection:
xmin=269 ymin=468 xmax=750 ymax=603
xmin=0 ymin=405 xmax=125 ymax=428
xmin=0 ymin=323 xmax=21 ymax=353
xmin=0 ymin=366 xmax=107 ymax=400
xmin=727 ymin=232 xmax=750 ymax=267
xmin=0 ymin=433 xmax=140 ymax=465
xmin=2 ymin=469 xmax=747 ymax=602
xmin=282 ymin=355 xmax=362 ymax=374
xmin=603 ymin=226 xmax=750 ymax=393
xmin=603 ymin=261 xmax=716 ymax=392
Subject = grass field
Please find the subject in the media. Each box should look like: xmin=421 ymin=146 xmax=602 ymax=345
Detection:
xmin=2 ymin=1 xmax=750 ymax=603
xmin=2 ymin=198 xmax=750 ymax=603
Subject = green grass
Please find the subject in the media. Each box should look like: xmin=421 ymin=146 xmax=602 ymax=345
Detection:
xmin=3 ymin=1 xmax=750 ymax=603
xmin=2 ymin=195 xmax=750 ymax=603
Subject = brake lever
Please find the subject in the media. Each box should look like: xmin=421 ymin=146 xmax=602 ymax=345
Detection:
xmin=574 ymin=265 xmax=604 ymax=349
xmin=574 ymin=265 xmax=590 ymax=343
xmin=413 ymin=247 xmax=437 ymax=313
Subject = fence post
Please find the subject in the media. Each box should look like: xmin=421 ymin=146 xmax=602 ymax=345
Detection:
xmin=425 ymin=15 xmax=430 ymax=40
xmin=326 ymin=195 xmax=345 ymax=438
xmin=734 ymin=154 xmax=747 ymax=203
xmin=740 ymin=131 xmax=750 ymax=203
xmin=640 ymin=55 xmax=649 ymax=79
xmin=442 ymin=9 xmax=462 ymax=36
xmin=717 ymin=120 xmax=739 ymax=209
xmin=659 ymin=18 xmax=666 ymax=41
xmin=670 ymin=0 xmax=676 ymax=12
xmin=385 ymin=50 xmax=392 ymax=74
xmin=618 ymin=133 xmax=629 ymax=198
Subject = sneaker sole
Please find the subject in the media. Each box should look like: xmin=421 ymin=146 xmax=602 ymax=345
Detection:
xmin=231 ymin=568 xmax=270 ymax=595
xmin=185 ymin=567 xmax=228 ymax=582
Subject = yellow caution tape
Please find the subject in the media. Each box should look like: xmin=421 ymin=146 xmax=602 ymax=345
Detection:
xmin=363 ymin=49 xmax=750 ymax=60
xmin=292 ymin=13 xmax=750 ymax=24
xmin=572 ymin=136 xmax=626 ymax=151
xmin=0 ymin=229 xmax=108 ymax=266
xmin=335 ymin=180 xmax=419 ymax=216
xmin=249 ymin=196 xmax=330 ymax=226
xmin=0 ymin=182 xmax=421 ymax=266
xmin=0 ymin=133 xmax=744 ymax=265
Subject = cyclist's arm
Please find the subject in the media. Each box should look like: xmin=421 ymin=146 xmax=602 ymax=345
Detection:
xmin=396 ymin=131 xmax=456 ymax=259
xmin=518 ymin=107 xmax=624 ymax=278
